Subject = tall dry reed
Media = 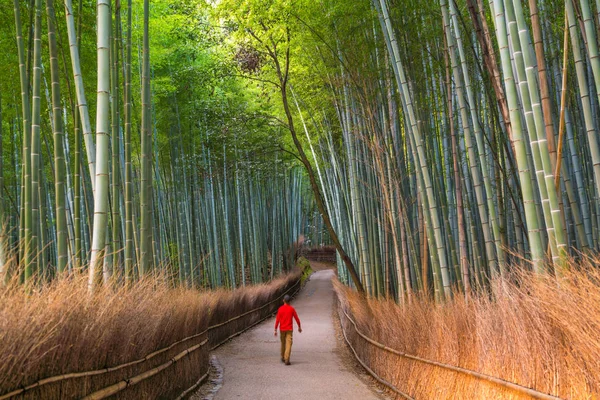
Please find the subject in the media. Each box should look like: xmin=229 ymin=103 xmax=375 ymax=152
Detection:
xmin=335 ymin=261 xmax=600 ymax=399
xmin=0 ymin=270 xmax=300 ymax=399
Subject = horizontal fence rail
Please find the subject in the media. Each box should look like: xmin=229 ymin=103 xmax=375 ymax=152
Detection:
xmin=338 ymin=306 xmax=414 ymax=400
xmin=337 ymin=301 xmax=563 ymax=400
xmin=1 ymin=279 xmax=301 ymax=400
xmin=209 ymin=281 xmax=302 ymax=351
xmin=81 ymin=339 xmax=209 ymax=400
xmin=300 ymin=247 xmax=336 ymax=263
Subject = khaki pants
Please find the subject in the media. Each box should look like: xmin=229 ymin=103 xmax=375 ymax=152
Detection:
xmin=280 ymin=330 xmax=293 ymax=362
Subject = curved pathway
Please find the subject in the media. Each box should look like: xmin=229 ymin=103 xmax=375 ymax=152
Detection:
xmin=209 ymin=269 xmax=381 ymax=400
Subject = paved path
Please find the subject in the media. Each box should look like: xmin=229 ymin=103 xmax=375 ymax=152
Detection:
xmin=211 ymin=269 xmax=381 ymax=400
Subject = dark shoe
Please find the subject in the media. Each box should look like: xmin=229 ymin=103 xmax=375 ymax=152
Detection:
xmin=281 ymin=358 xmax=285 ymax=363
xmin=285 ymin=361 xmax=291 ymax=366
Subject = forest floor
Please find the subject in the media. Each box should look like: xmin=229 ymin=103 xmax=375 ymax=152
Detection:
xmin=191 ymin=266 xmax=386 ymax=400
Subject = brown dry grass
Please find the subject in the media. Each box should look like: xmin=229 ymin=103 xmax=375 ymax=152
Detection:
xmin=335 ymin=261 xmax=600 ymax=399
xmin=0 ymin=270 xmax=300 ymax=399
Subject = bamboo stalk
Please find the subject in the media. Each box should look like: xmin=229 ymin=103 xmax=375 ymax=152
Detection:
xmin=64 ymin=0 xmax=97 ymax=190
xmin=555 ymin=12 xmax=570 ymax=191
xmin=88 ymin=0 xmax=112 ymax=291
xmin=29 ymin=0 xmax=43 ymax=278
xmin=139 ymin=0 xmax=152 ymax=275
xmin=46 ymin=0 xmax=69 ymax=274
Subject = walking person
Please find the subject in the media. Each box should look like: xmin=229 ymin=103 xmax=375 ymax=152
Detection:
xmin=274 ymin=294 xmax=302 ymax=365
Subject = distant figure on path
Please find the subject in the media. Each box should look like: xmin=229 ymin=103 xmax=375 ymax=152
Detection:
xmin=274 ymin=294 xmax=302 ymax=365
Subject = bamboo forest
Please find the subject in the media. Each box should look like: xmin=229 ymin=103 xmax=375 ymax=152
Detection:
xmin=1 ymin=0 xmax=600 ymax=398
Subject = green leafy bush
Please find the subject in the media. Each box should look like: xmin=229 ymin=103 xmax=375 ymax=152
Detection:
xmin=296 ymin=257 xmax=313 ymax=284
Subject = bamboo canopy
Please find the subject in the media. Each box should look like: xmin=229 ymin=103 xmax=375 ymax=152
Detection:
xmin=0 ymin=0 xmax=599 ymax=299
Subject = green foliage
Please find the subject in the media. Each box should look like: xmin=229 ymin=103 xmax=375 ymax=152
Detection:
xmin=296 ymin=256 xmax=313 ymax=283
xmin=5 ymin=0 xmax=598 ymax=298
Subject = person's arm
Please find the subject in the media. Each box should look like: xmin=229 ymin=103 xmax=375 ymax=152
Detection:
xmin=274 ymin=309 xmax=280 ymax=336
xmin=293 ymin=309 xmax=302 ymax=333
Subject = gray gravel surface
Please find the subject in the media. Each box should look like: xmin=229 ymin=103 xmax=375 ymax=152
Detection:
xmin=209 ymin=269 xmax=381 ymax=400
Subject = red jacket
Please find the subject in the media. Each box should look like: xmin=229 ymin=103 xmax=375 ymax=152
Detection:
xmin=275 ymin=304 xmax=301 ymax=332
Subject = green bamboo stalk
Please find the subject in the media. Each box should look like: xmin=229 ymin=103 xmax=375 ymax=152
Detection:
xmin=564 ymin=108 xmax=592 ymax=245
xmin=13 ymin=0 xmax=33 ymax=276
xmin=376 ymin=0 xmax=451 ymax=299
xmin=0 ymin=94 xmax=4 ymax=279
xmin=448 ymin=0 xmax=506 ymax=274
xmin=346 ymin=101 xmax=372 ymax=294
xmin=46 ymin=0 xmax=69 ymax=274
xmin=72 ymin=0 xmax=84 ymax=271
xmin=490 ymin=0 xmax=545 ymax=271
xmin=64 ymin=0 xmax=97 ymax=190
xmin=222 ymin=146 xmax=235 ymax=287
xmin=508 ymin=0 xmax=567 ymax=267
xmin=30 ymin=0 xmax=43 ymax=279
xmin=111 ymin=0 xmax=122 ymax=277
xmin=73 ymin=104 xmax=81 ymax=270
xmin=88 ymin=0 xmax=111 ymax=291
xmin=441 ymin=0 xmax=498 ymax=276
xmin=567 ymin=0 xmax=600 ymax=218
xmin=235 ymin=158 xmax=245 ymax=286
xmin=39 ymin=165 xmax=49 ymax=278
xmin=124 ymin=0 xmax=133 ymax=283
xmin=529 ymin=0 xmax=557 ymax=168
xmin=139 ymin=0 xmax=152 ymax=275
xmin=444 ymin=36 xmax=470 ymax=294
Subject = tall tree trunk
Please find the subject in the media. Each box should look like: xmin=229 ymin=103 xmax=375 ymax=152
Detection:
xmin=268 ymin=37 xmax=365 ymax=293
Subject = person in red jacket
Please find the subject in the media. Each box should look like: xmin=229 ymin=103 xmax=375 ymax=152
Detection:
xmin=274 ymin=294 xmax=302 ymax=365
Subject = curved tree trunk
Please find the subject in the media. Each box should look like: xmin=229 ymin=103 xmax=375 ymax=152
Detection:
xmin=269 ymin=38 xmax=365 ymax=293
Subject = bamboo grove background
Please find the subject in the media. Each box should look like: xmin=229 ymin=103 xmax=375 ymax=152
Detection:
xmin=216 ymin=0 xmax=600 ymax=301
xmin=0 ymin=0 xmax=326 ymax=290
xmin=321 ymin=0 xmax=600 ymax=300
xmin=3 ymin=0 xmax=600 ymax=301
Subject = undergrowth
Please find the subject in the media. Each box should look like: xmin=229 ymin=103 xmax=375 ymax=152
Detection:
xmin=335 ymin=260 xmax=600 ymax=399
xmin=0 ymin=270 xmax=300 ymax=399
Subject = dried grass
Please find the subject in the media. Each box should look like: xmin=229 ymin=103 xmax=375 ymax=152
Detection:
xmin=0 ymin=270 xmax=300 ymax=399
xmin=335 ymin=260 xmax=600 ymax=399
